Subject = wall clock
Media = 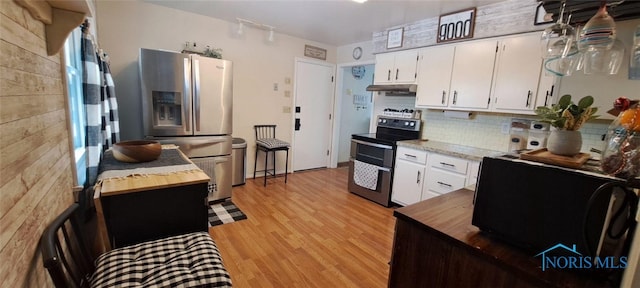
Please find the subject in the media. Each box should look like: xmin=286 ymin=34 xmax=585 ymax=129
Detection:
xmin=352 ymin=47 xmax=363 ymax=60
xmin=351 ymin=66 xmax=365 ymax=79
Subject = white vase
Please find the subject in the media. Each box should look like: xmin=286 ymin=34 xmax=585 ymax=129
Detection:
xmin=547 ymin=130 xmax=582 ymax=156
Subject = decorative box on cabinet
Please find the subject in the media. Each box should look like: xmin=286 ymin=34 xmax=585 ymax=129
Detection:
xmin=373 ymin=50 xmax=419 ymax=84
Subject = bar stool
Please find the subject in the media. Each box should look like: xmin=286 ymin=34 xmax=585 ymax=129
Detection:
xmin=253 ymin=125 xmax=290 ymax=186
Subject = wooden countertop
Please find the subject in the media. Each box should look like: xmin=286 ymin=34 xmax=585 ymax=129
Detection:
xmin=96 ymin=147 xmax=209 ymax=197
xmin=394 ymin=189 xmax=613 ymax=287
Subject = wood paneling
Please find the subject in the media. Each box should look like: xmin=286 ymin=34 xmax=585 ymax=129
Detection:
xmin=0 ymin=1 xmax=74 ymax=287
xmin=210 ymin=168 xmax=397 ymax=288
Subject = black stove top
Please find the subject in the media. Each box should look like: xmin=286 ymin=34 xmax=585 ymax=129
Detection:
xmin=351 ymin=116 xmax=422 ymax=147
xmin=352 ymin=133 xmax=417 ymax=147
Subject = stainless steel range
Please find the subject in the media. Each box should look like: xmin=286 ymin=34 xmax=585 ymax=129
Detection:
xmin=348 ymin=116 xmax=421 ymax=207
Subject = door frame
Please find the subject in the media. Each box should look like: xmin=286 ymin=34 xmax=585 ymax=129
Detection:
xmin=329 ymin=60 xmax=375 ymax=168
xmin=291 ymin=57 xmax=336 ymax=172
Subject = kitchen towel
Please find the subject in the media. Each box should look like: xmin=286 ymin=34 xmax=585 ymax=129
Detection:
xmin=353 ymin=160 xmax=379 ymax=190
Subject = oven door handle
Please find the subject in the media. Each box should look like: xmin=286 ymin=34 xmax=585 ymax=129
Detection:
xmin=351 ymin=139 xmax=393 ymax=150
xmin=377 ymin=166 xmax=391 ymax=172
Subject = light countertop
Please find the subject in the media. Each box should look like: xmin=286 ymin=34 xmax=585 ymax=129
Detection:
xmin=397 ymin=140 xmax=503 ymax=162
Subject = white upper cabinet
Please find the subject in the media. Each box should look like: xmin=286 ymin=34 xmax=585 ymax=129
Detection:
xmin=491 ymin=33 xmax=545 ymax=112
xmin=374 ymin=50 xmax=419 ymax=84
xmin=449 ymin=39 xmax=498 ymax=110
xmin=416 ymin=39 xmax=497 ymax=110
xmin=415 ymin=45 xmax=455 ymax=107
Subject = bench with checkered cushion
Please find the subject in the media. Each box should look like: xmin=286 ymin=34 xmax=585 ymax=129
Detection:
xmin=256 ymin=138 xmax=290 ymax=149
xmin=90 ymin=232 xmax=232 ymax=288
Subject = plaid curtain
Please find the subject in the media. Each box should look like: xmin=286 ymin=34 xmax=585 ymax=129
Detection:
xmin=81 ymin=24 xmax=120 ymax=186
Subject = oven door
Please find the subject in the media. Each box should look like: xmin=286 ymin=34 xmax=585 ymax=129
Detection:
xmin=348 ymin=139 xmax=394 ymax=207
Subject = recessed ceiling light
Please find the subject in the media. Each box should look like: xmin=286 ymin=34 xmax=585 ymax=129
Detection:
xmin=352 ymin=0 xmax=367 ymax=3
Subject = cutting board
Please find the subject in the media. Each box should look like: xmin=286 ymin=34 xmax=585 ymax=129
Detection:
xmin=519 ymin=148 xmax=591 ymax=169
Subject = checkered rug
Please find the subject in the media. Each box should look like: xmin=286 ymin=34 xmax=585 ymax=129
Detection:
xmin=208 ymin=200 xmax=247 ymax=227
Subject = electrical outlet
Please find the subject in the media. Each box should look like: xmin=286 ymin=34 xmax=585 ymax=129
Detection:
xmin=284 ymin=77 xmax=291 ymax=84
xmin=501 ymin=122 xmax=510 ymax=134
xmin=282 ymin=106 xmax=291 ymax=113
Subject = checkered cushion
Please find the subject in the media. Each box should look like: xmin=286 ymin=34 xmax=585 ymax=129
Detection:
xmin=90 ymin=232 xmax=232 ymax=288
xmin=257 ymin=138 xmax=290 ymax=149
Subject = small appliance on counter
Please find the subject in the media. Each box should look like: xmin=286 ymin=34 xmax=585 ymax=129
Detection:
xmin=472 ymin=156 xmax=638 ymax=272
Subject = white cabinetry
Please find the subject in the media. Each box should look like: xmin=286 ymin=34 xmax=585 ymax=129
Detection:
xmin=374 ymin=50 xmax=419 ymax=84
xmin=392 ymin=147 xmax=481 ymax=205
xmin=415 ymin=45 xmax=455 ymax=107
xmin=392 ymin=147 xmax=427 ymax=206
xmin=450 ymin=39 xmax=498 ymax=109
xmin=415 ymin=39 xmax=497 ymax=110
xmin=492 ymin=33 xmax=544 ymax=112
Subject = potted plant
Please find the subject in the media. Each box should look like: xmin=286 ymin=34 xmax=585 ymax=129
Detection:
xmin=535 ymin=94 xmax=598 ymax=156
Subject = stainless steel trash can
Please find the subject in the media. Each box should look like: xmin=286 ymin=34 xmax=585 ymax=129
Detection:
xmin=231 ymin=138 xmax=247 ymax=186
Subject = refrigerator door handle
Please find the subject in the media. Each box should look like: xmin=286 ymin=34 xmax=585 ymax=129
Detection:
xmin=183 ymin=58 xmax=191 ymax=132
xmin=193 ymin=58 xmax=201 ymax=132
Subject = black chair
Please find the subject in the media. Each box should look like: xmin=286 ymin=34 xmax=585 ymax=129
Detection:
xmin=253 ymin=125 xmax=290 ymax=186
xmin=41 ymin=203 xmax=232 ymax=287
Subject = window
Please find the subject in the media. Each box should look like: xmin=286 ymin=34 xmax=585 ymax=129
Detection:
xmin=64 ymin=27 xmax=87 ymax=187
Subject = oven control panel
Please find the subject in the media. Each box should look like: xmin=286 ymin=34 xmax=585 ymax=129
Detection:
xmin=377 ymin=116 xmax=421 ymax=131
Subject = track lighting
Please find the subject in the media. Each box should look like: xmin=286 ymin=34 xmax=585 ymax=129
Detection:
xmin=268 ymin=28 xmax=275 ymax=42
xmin=237 ymin=22 xmax=244 ymax=36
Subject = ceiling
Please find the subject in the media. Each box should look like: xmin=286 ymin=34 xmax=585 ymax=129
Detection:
xmin=144 ymin=0 xmax=507 ymax=46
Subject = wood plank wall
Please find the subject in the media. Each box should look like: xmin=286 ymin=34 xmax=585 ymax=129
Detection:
xmin=372 ymin=0 xmax=540 ymax=54
xmin=0 ymin=0 xmax=75 ymax=286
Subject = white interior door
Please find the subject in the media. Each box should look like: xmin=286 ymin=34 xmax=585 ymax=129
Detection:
xmin=293 ymin=59 xmax=335 ymax=171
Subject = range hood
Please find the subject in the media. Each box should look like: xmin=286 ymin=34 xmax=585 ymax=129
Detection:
xmin=366 ymin=84 xmax=417 ymax=96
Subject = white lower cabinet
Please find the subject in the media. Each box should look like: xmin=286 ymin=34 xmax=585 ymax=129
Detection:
xmin=392 ymin=147 xmax=481 ymax=206
xmin=392 ymin=147 xmax=427 ymax=206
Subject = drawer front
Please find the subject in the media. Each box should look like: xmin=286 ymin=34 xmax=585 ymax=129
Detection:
xmin=397 ymin=147 xmax=428 ymax=164
xmin=425 ymin=169 xmax=467 ymax=194
xmin=429 ymin=153 xmax=468 ymax=174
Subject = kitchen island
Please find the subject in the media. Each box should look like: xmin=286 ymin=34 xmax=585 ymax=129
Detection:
xmin=388 ymin=188 xmax=615 ymax=288
xmin=94 ymin=145 xmax=210 ymax=250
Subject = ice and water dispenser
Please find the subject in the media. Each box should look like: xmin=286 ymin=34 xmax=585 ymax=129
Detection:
xmin=152 ymin=91 xmax=182 ymax=127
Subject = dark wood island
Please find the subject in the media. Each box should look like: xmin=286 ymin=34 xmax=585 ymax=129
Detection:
xmin=388 ymin=188 xmax=616 ymax=288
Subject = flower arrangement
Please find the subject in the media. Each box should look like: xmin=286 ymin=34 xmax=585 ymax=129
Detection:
xmin=534 ymin=94 xmax=598 ymax=131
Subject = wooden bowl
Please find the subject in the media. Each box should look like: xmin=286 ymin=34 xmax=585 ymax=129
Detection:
xmin=112 ymin=140 xmax=161 ymax=163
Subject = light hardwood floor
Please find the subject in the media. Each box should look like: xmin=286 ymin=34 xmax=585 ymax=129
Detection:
xmin=209 ymin=167 xmax=397 ymax=288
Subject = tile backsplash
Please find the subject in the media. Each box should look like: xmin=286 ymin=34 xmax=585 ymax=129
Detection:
xmin=419 ymin=109 xmax=611 ymax=154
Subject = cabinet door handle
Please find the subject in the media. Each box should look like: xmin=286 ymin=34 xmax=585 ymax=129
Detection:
xmin=437 ymin=181 xmax=452 ymax=188
xmin=544 ymin=90 xmax=550 ymax=106
xmin=405 ymin=154 xmax=417 ymax=159
xmin=395 ymin=69 xmax=399 ymax=80
xmin=387 ymin=70 xmax=391 ymax=81
xmin=417 ymin=171 xmax=421 ymax=184
xmin=526 ymin=90 xmax=531 ymax=107
xmin=440 ymin=162 xmax=455 ymax=168
xmin=453 ymin=91 xmax=458 ymax=105
xmin=441 ymin=91 xmax=446 ymax=104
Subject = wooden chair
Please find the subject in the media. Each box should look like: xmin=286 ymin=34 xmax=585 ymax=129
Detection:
xmin=41 ymin=203 xmax=232 ymax=287
xmin=253 ymin=125 xmax=290 ymax=186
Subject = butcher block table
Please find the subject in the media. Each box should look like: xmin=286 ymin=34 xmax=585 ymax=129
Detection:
xmin=389 ymin=188 xmax=615 ymax=288
xmin=94 ymin=145 xmax=210 ymax=250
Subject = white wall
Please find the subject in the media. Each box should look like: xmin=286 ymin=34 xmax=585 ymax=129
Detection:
xmin=95 ymin=0 xmax=336 ymax=176
xmin=337 ymin=64 xmax=374 ymax=163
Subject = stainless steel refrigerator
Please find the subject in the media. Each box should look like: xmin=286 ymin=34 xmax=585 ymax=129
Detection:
xmin=139 ymin=48 xmax=233 ymax=202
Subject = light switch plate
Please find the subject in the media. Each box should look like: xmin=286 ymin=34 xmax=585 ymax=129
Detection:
xmin=284 ymin=90 xmax=291 ymax=97
xmin=282 ymin=106 xmax=291 ymax=113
